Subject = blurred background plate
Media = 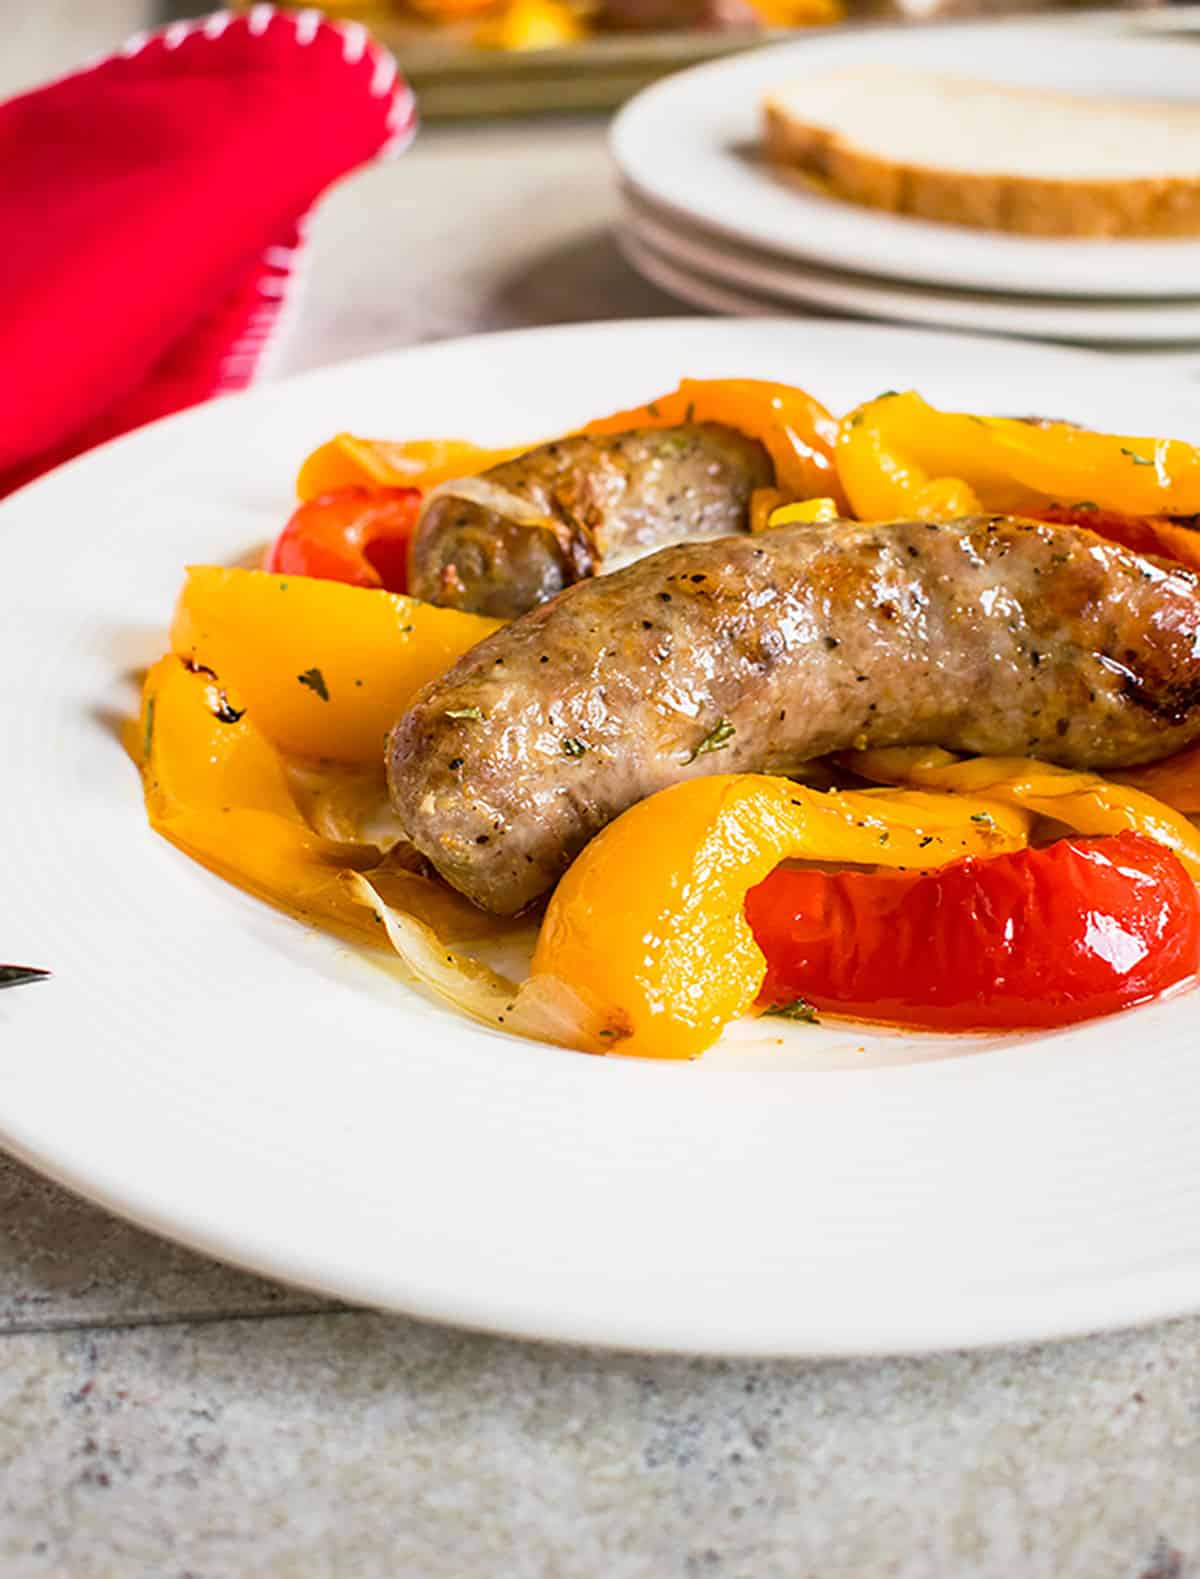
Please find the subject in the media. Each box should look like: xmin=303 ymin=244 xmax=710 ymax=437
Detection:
xmin=619 ymin=187 xmax=1200 ymax=343
xmin=611 ymin=21 xmax=1200 ymax=295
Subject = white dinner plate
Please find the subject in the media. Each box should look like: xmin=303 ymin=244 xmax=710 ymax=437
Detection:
xmin=620 ymin=193 xmax=1200 ymax=346
xmin=611 ymin=22 xmax=1200 ymax=300
xmin=5 ymin=319 xmax=1200 ymax=1357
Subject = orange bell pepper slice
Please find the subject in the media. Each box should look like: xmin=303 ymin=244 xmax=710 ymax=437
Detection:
xmin=171 ymin=567 xmax=500 ymax=764
xmin=1027 ymin=504 xmax=1200 ymax=575
xmin=583 ymin=377 xmax=845 ymax=508
xmin=530 ymin=774 xmax=1031 ymax=1059
xmin=297 ymin=436 xmax=528 ymax=501
xmin=297 ymin=378 xmax=844 ymax=515
xmin=838 ymin=391 xmax=1200 ymax=526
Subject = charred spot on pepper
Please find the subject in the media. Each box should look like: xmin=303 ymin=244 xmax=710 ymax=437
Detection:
xmin=182 ymin=657 xmax=218 ymax=680
xmin=212 ymin=691 xmax=246 ymax=724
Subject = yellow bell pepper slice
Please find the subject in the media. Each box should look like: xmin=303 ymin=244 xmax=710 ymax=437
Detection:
xmin=170 ymin=567 xmax=501 ymax=764
xmin=582 ymin=378 xmax=846 ymax=508
xmin=766 ymin=496 xmax=841 ymax=528
xmin=838 ymin=391 xmax=1200 ymax=523
xmin=844 ymin=747 xmax=1200 ymax=882
xmin=296 ymin=435 xmax=528 ymax=502
xmin=530 ymin=774 xmax=1031 ymax=1060
xmin=133 ymin=656 xmax=387 ymax=944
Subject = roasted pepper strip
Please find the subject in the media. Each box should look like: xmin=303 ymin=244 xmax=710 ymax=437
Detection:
xmin=298 ymin=379 xmax=843 ymax=512
xmin=838 ymin=391 xmax=1200 ymax=523
xmin=297 ymin=436 xmax=528 ymax=501
xmin=844 ymin=747 xmax=1200 ymax=882
xmin=581 ymin=378 xmax=845 ymax=507
xmin=530 ymin=774 xmax=1031 ymax=1060
xmin=1111 ymin=741 xmax=1200 ymax=814
xmin=133 ymin=656 xmax=386 ymax=944
xmin=171 ymin=567 xmax=500 ymax=763
xmin=766 ymin=496 xmax=840 ymax=528
xmin=1028 ymin=504 xmax=1200 ymax=575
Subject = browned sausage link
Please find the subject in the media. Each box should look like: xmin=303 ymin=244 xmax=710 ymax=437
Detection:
xmin=408 ymin=424 xmax=773 ymax=619
xmin=388 ymin=516 xmax=1200 ymax=914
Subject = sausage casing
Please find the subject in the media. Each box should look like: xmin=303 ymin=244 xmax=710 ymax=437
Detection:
xmin=389 ymin=516 xmax=1200 ymax=913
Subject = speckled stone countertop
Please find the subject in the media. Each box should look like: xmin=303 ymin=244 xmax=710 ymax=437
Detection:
xmin=5 ymin=10 xmax=1200 ymax=1577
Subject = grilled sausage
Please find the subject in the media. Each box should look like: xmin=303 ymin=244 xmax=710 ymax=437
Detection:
xmin=388 ymin=516 xmax=1200 ymax=914
xmin=408 ymin=424 xmax=773 ymax=618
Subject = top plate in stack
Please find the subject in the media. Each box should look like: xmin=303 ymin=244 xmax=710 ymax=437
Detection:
xmin=610 ymin=15 xmax=1200 ymax=344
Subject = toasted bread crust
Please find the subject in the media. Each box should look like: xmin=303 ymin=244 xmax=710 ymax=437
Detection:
xmin=763 ymin=98 xmax=1200 ymax=239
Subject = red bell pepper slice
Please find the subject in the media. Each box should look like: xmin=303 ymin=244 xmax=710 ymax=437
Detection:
xmin=265 ymin=486 xmax=421 ymax=593
xmin=746 ymin=832 xmax=1200 ymax=1031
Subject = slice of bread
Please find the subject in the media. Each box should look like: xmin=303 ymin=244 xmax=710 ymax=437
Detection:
xmin=762 ymin=66 xmax=1200 ymax=238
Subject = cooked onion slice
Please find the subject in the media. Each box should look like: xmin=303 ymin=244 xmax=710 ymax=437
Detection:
xmin=351 ymin=874 xmax=607 ymax=1052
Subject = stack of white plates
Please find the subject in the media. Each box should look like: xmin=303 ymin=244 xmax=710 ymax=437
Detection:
xmin=611 ymin=16 xmax=1200 ymax=348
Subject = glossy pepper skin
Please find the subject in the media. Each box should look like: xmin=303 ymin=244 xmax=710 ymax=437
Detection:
xmin=581 ymin=377 xmax=844 ymax=507
xmin=747 ymin=831 xmax=1200 ymax=1031
xmin=838 ymin=391 xmax=1200 ymax=570
xmin=132 ymin=655 xmax=386 ymax=944
xmin=171 ymin=566 xmax=499 ymax=763
xmin=842 ymin=748 xmax=1200 ymax=883
xmin=294 ymin=378 xmax=842 ymax=510
xmin=529 ymin=773 xmax=1032 ymax=1059
xmin=265 ymin=486 xmax=421 ymax=593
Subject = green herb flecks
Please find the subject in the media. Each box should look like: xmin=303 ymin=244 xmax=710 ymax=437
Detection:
xmin=562 ymin=738 xmax=587 ymax=758
xmin=142 ymin=694 xmax=157 ymax=762
xmin=769 ymin=998 xmax=819 ymax=1025
xmin=970 ymin=812 xmax=994 ymax=825
xmin=446 ymin=706 xmax=484 ymax=722
xmin=297 ymin=667 xmax=329 ymax=702
xmin=686 ymin=718 xmax=735 ymax=763
xmin=1120 ymin=448 xmax=1154 ymax=468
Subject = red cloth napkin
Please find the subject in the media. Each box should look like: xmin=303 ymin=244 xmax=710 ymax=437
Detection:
xmin=0 ymin=5 xmax=415 ymax=497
